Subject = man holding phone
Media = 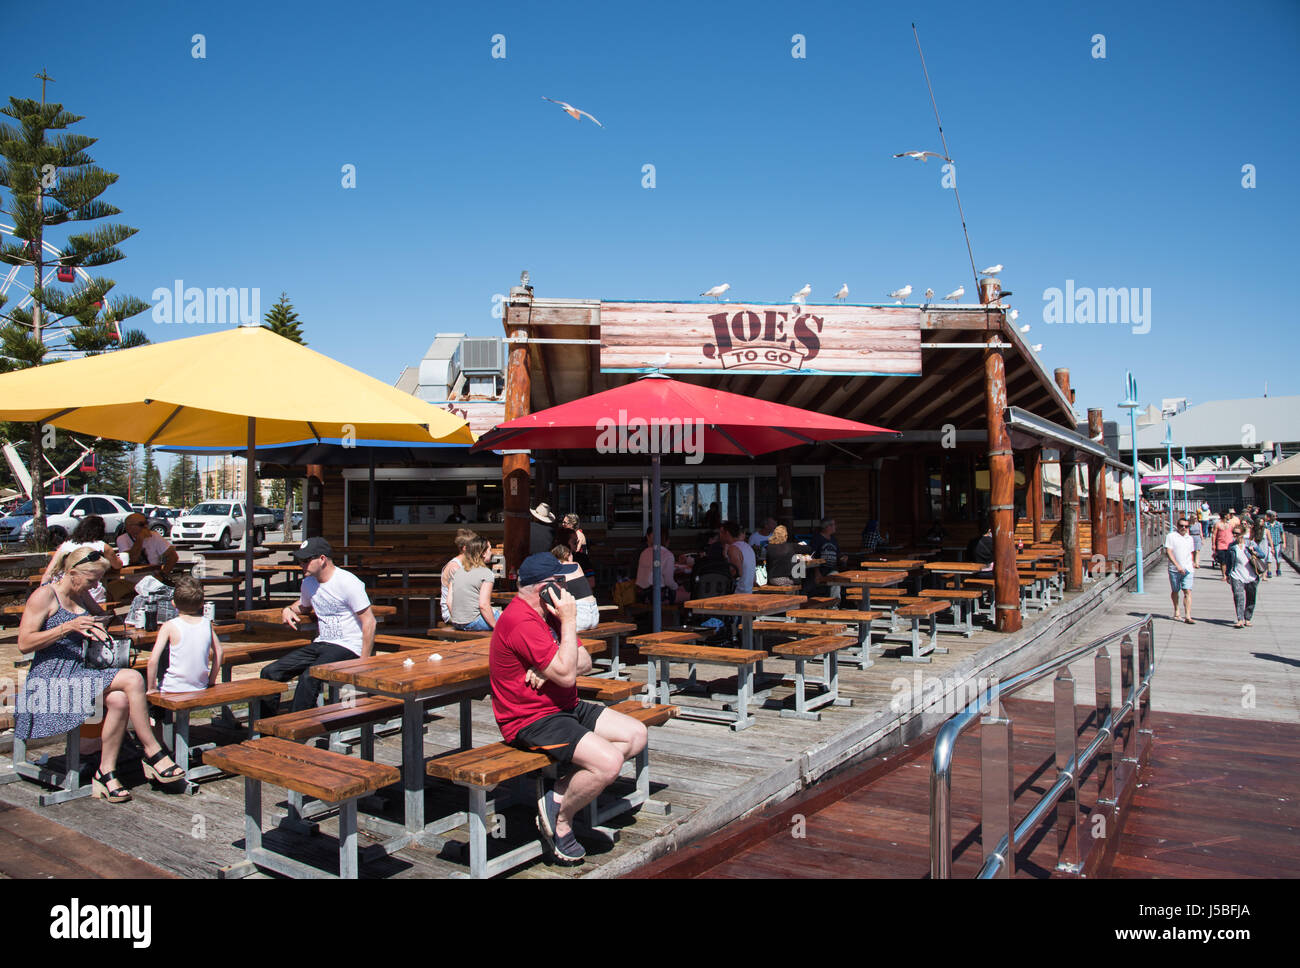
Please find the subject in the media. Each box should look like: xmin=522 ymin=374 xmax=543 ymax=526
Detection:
xmin=489 ymin=553 xmax=647 ymax=864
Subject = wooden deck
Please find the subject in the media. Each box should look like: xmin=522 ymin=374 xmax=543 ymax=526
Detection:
xmin=4 ymin=549 xmax=1260 ymax=880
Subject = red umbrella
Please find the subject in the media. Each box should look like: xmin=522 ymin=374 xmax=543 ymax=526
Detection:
xmin=473 ymin=375 xmax=898 ymax=630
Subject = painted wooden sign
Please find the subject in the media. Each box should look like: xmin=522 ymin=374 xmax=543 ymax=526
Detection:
xmin=599 ymin=302 xmax=923 ymax=376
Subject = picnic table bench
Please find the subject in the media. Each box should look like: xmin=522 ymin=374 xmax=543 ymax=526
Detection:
xmin=769 ymin=634 xmax=854 ymax=721
xmin=208 ymin=736 xmax=400 ymax=879
xmin=784 ymin=607 xmax=882 ymax=667
xmin=894 ymin=600 xmax=952 ymax=662
xmin=426 ymin=698 xmax=676 ymax=878
xmin=639 ymin=640 xmax=767 ymax=731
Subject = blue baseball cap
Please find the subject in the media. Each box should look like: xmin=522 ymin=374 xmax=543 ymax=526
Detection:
xmin=517 ymin=552 xmax=563 ymax=587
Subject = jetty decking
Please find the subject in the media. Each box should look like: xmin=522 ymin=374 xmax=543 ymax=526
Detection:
xmin=0 ymin=562 xmax=1150 ymax=879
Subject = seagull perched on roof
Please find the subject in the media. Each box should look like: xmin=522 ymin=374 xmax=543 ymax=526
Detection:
xmin=944 ymin=286 xmax=965 ymax=301
xmin=701 ymin=283 xmax=730 ymax=301
xmin=924 ymin=288 xmax=934 ymax=303
xmin=1019 ymin=324 xmax=1031 ymax=333
xmin=1031 ymin=343 xmax=1043 ymax=352
xmin=542 ymin=97 xmax=604 ymax=127
xmin=893 ymin=150 xmax=946 ymax=163
xmin=792 ymin=284 xmax=811 ymax=304
xmin=887 ymin=284 xmax=912 ymax=303
xmin=1009 ymin=309 xmax=1019 ymax=322
xmin=980 ymin=264 xmax=1003 ymax=276
xmin=834 ymin=283 xmax=849 ymax=301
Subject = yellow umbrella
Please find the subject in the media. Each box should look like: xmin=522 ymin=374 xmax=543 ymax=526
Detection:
xmin=0 ymin=324 xmax=473 ymax=446
xmin=0 ymin=324 xmax=474 ymax=606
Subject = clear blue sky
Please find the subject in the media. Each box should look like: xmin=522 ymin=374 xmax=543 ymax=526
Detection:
xmin=5 ymin=0 xmax=1298 ymax=427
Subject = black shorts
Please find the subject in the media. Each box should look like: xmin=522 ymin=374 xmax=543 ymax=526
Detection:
xmin=511 ymin=701 xmax=605 ymax=764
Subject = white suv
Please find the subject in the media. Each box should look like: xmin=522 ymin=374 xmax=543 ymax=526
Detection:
xmin=171 ymin=501 xmax=272 ymax=550
xmin=0 ymin=494 xmax=134 ymax=546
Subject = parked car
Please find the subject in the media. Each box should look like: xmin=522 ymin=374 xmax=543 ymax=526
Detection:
xmin=0 ymin=493 xmax=134 ymax=546
xmin=291 ymin=510 xmax=303 ymax=528
xmin=170 ymin=501 xmax=275 ymax=550
xmin=255 ymin=506 xmax=285 ymax=527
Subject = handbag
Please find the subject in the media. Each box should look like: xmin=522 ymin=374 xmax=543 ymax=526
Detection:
xmin=79 ymin=630 xmax=135 ymax=670
xmin=754 ymin=563 xmax=768 ymax=587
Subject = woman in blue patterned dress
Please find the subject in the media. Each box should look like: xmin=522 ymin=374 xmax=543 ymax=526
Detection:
xmin=16 ymin=546 xmax=186 ymax=802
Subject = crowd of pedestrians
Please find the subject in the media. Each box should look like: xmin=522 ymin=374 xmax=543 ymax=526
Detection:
xmin=1168 ymin=502 xmax=1286 ymax=628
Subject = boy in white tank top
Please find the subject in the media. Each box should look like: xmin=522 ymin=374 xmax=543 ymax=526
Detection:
xmin=146 ymin=576 xmax=223 ymax=697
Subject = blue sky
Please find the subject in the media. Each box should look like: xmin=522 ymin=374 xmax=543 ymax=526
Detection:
xmin=4 ymin=0 xmax=1298 ymax=429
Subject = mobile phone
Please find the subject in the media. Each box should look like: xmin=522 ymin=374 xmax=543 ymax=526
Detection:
xmin=539 ymin=580 xmax=564 ymax=608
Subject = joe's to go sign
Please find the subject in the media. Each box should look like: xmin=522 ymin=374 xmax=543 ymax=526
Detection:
xmin=701 ymin=310 xmax=822 ymax=370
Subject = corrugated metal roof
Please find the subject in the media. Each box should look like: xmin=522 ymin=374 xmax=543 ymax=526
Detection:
xmin=1249 ymin=451 xmax=1300 ymax=480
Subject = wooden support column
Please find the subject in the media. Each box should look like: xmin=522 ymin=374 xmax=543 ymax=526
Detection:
xmin=503 ymin=284 xmax=534 ymax=576
xmin=911 ymin=456 xmax=924 ymax=545
xmin=1053 ymin=369 xmax=1082 ymax=590
xmin=1087 ymin=409 xmax=1109 ymax=564
xmin=777 ymin=461 xmax=794 ymax=531
xmin=984 ymin=338 xmax=1021 ymax=633
xmin=1027 ymin=446 xmax=1043 ymax=544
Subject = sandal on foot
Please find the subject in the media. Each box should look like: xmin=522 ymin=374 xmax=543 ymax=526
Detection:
xmin=142 ymin=748 xmax=187 ymax=785
xmin=92 ymin=769 xmax=132 ymax=803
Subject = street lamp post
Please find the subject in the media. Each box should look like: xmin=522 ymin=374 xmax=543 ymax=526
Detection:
xmin=1164 ymin=421 xmax=1174 ymax=530
xmin=1119 ymin=372 xmax=1144 ymax=594
xmin=1181 ymin=444 xmax=1188 ymax=521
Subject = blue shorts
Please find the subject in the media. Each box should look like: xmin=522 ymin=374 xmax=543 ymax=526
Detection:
xmin=1168 ymin=567 xmax=1193 ymax=591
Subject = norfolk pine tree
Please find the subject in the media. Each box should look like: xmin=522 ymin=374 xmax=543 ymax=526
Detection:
xmin=0 ymin=89 xmax=149 ymax=545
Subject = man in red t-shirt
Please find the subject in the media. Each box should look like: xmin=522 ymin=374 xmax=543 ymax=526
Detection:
xmin=490 ymin=553 xmax=647 ymax=863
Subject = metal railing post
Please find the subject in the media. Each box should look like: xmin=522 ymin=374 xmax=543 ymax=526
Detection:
xmin=1095 ymin=645 xmax=1115 ymax=809
xmin=1053 ymin=667 xmax=1082 ymax=874
xmin=980 ymin=714 xmax=1015 ymax=878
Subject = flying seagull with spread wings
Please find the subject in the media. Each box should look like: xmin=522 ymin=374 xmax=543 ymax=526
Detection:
xmin=893 ymin=150 xmax=947 ymax=162
xmin=542 ymin=97 xmax=604 ymax=127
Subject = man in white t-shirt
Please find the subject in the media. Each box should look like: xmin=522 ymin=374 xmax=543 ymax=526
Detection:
xmin=116 ymin=513 xmax=179 ymax=575
xmin=260 ymin=537 xmax=376 ymax=714
xmin=1165 ymin=516 xmax=1197 ymax=624
xmin=747 ymin=518 xmax=777 ymax=551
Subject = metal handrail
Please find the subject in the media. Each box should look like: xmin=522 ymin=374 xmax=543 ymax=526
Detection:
xmin=929 ymin=612 xmax=1155 ymax=878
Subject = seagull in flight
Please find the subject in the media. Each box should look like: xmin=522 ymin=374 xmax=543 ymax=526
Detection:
xmin=887 ymin=284 xmax=912 ymax=303
xmin=792 ymin=284 xmax=812 ymax=304
xmin=980 ymin=264 xmax=1003 ymax=276
xmin=893 ymin=150 xmax=946 ymax=163
xmin=701 ymin=283 xmax=730 ymax=301
xmin=944 ymin=286 xmax=965 ymax=301
xmin=542 ymin=97 xmax=604 ymax=127
xmin=834 ymin=284 xmax=849 ymax=301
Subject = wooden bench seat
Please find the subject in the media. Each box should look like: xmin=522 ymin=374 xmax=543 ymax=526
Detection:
xmin=425 ymin=700 xmax=676 ymax=877
xmin=575 ymin=677 xmax=643 ymax=704
xmin=893 ymin=601 xmax=951 ymax=663
xmin=768 ymin=634 xmax=855 ymax=721
xmin=207 ymin=736 xmax=399 ymax=879
xmin=147 ymin=678 xmax=288 ymax=792
xmin=422 ymin=627 xmax=492 ymax=641
xmin=0 ymin=709 xmax=12 ymax=732
xmin=639 ymin=642 xmax=766 ymax=731
xmin=918 ymin=588 xmax=982 ymax=636
xmin=254 ymin=695 xmax=404 ymax=742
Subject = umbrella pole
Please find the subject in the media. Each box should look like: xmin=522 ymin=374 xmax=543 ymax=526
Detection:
xmin=245 ymin=417 xmax=255 ymax=611
xmin=651 ymin=454 xmax=662 ymax=634
xmin=368 ymin=450 xmax=377 ymax=547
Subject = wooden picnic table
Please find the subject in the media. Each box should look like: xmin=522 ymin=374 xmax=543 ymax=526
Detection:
xmin=823 ymin=570 xmax=907 ymax=610
xmin=684 ymin=592 xmax=806 ymax=654
xmin=236 ymin=604 xmax=397 ymax=633
xmin=923 ymin=560 xmax=989 ymax=591
xmin=309 ymin=636 xmax=604 ymax=850
xmin=190 ymin=549 xmax=273 ymax=574
xmin=857 ymin=558 xmax=926 ymax=593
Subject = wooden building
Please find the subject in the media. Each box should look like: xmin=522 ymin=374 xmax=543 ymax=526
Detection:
xmin=311 ymin=281 xmax=1138 ymax=634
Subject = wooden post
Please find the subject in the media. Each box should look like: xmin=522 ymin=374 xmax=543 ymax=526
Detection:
xmin=1053 ymin=369 xmax=1082 ymax=590
xmin=777 ymin=461 xmax=794 ymax=531
xmin=503 ymin=284 xmax=534 ymax=576
xmin=1027 ymin=446 xmax=1043 ymax=544
xmin=305 ymin=464 xmax=325 ymax=540
xmin=911 ymin=456 xmax=924 ymax=545
xmin=984 ymin=338 xmax=1022 ymax=633
xmin=1087 ymin=409 xmax=1109 ymax=565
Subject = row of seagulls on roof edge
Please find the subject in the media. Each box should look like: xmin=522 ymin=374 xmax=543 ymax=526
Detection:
xmin=542 ymin=97 xmax=604 ymax=127
xmin=698 ymin=283 xmax=987 ymax=304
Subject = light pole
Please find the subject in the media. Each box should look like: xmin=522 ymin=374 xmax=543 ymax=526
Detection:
xmin=1163 ymin=421 xmax=1174 ymax=530
xmin=1181 ymin=444 xmax=1188 ymax=521
xmin=1119 ymin=372 xmax=1143 ymax=593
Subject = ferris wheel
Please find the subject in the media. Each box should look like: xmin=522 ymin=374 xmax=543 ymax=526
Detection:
xmin=0 ymin=220 xmax=122 ymax=359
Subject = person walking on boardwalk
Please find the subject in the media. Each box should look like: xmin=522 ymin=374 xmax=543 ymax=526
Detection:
xmin=1165 ymin=516 xmax=1197 ymax=624
xmin=1225 ymin=524 xmax=1264 ymax=628
xmin=1264 ymin=511 xmax=1284 ymax=578
xmin=1212 ymin=510 xmax=1236 ymax=578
